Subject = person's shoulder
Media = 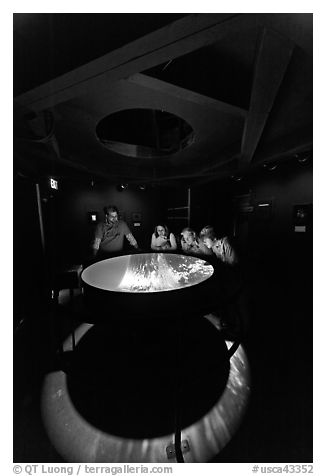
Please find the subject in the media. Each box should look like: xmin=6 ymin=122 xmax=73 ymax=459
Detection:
xmin=117 ymin=220 xmax=130 ymax=235
xmin=96 ymin=221 xmax=104 ymax=230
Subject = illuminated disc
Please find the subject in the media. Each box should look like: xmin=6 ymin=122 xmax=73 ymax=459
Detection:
xmin=81 ymin=253 xmax=214 ymax=293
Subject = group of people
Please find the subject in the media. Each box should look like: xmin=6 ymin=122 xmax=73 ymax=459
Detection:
xmin=91 ymin=205 xmax=237 ymax=266
xmin=181 ymin=226 xmax=238 ymax=265
xmin=90 ymin=205 xmax=248 ymax=339
xmin=151 ymin=224 xmax=237 ymax=264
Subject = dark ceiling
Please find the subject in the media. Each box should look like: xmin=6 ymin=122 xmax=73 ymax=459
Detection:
xmin=13 ymin=13 xmax=313 ymax=186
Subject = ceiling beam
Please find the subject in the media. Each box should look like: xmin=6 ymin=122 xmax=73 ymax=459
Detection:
xmin=194 ymin=138 xmax=312 ymax=186
xmin=258 ymin=13 xmax=312 ymax=56
xmin=194 ymin=125 xmax=312 ymax=178
xmin=126 ymin=73 xmax=247 ymax=117
xmin=240 ymin=28 xmax=294 ymax=164
xmin=136 ymin=126 xmax=312 ymax=184
xmin=14 ymin=13 xmax=260 ymax=112
xmin=250 ymin=126 xmax=312 ymax=164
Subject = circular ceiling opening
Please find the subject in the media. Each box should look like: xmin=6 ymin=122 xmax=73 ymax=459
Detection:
xmin=96 ymin=108 xmax=195 ymax=158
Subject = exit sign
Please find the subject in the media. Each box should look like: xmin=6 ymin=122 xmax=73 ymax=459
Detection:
xmin=50 ymin=178 xmax=58 ymax=190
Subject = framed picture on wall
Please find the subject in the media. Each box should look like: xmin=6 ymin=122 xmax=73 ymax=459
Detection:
xmin=293 ymin=203 xmax=312 ymax=233
xmin=132 ymin=212 xmax=142 ymax=221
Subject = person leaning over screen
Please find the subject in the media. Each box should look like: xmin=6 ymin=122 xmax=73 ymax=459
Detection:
xmin=180 ymin=227 xmax=213 ymax=256
xmin=199 ymin=225 xmax=237 ymax=265
xmin=199 ymin=225 xmax=250 ymax=339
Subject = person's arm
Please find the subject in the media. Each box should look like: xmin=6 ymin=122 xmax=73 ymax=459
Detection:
xmin=181 ymin=238 xmax=188 ymax=252
xmin=92 ymin=238 xmax=101 ymax=256
xmin=91 ymin=224 xmax=102 ymax=256
xmin=151 ymin=233 xmax=163 ymax=250
xmin=151 ymin=233 xmax=157 ymax=250
xmin=169 ymin=233 xmax=177 ymax=250
xmin=122 ymin=221 xmax=138 ymax=248
xmin=126 ymin=232 xmax=138 ymax=248
xmin=151 ymin=233 xmax=169 ymax=250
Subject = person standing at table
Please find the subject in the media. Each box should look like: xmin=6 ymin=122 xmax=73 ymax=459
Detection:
xmin=92 ymin=205 xmax=138 ymax=259
xmin=151 ymin=224 xmax=177 ymax=251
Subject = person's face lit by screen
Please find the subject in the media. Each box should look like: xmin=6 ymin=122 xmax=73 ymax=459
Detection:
xmin=183 ymin=231 xmax=195 ymax=245
xmin=203 ymin=237 xmax=214 ymax=249
xmin=156 ymin=226 xmax=166 ymax=237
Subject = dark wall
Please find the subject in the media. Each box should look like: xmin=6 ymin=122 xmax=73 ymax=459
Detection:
xmin=191 ymin=185 xmax=234 ymax=235
xmin=13 ymin=176 xmax=46 ymax=324
xmin=231 ymin=161 xmax=313 ymax=261
xmin=250 ymin=164 xmax=312 ymax=235
xmin=162 ymin=186 xmax=234 ymax=238
xmin=190 ymin=159 xmax=313 ymax=264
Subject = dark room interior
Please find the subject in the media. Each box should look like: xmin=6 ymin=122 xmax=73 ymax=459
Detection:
xmin=13 ymin=13 xmax=313 ymax=464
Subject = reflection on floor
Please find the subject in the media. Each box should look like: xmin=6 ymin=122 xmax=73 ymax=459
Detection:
xmin=13 ymin=247 xmax=312 ymax=462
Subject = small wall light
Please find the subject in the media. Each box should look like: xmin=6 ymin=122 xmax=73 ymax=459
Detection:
xmin=263 ymin=163 xmax=278 ymax=171
xmin=298 ymin=155 xmax=310 ymax=164
xmin=88 ymin=211 xmax=98 ymax=224
xmin=117 ymin=183 xmax=128 ymax=192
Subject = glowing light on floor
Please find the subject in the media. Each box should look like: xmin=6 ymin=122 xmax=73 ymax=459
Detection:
xmin=41 ymin=316 xmax=250 ymax=463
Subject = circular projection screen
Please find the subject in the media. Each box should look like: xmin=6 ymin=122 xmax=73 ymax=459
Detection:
xmin=81 ymin=253 xmax=214 ymax=293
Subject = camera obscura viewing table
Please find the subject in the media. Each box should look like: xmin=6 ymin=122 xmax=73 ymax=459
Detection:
xmin=41 ymin=253 xmax=250 ymax=463
xmin=81 ymin=252 xmax=216 ymax=321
